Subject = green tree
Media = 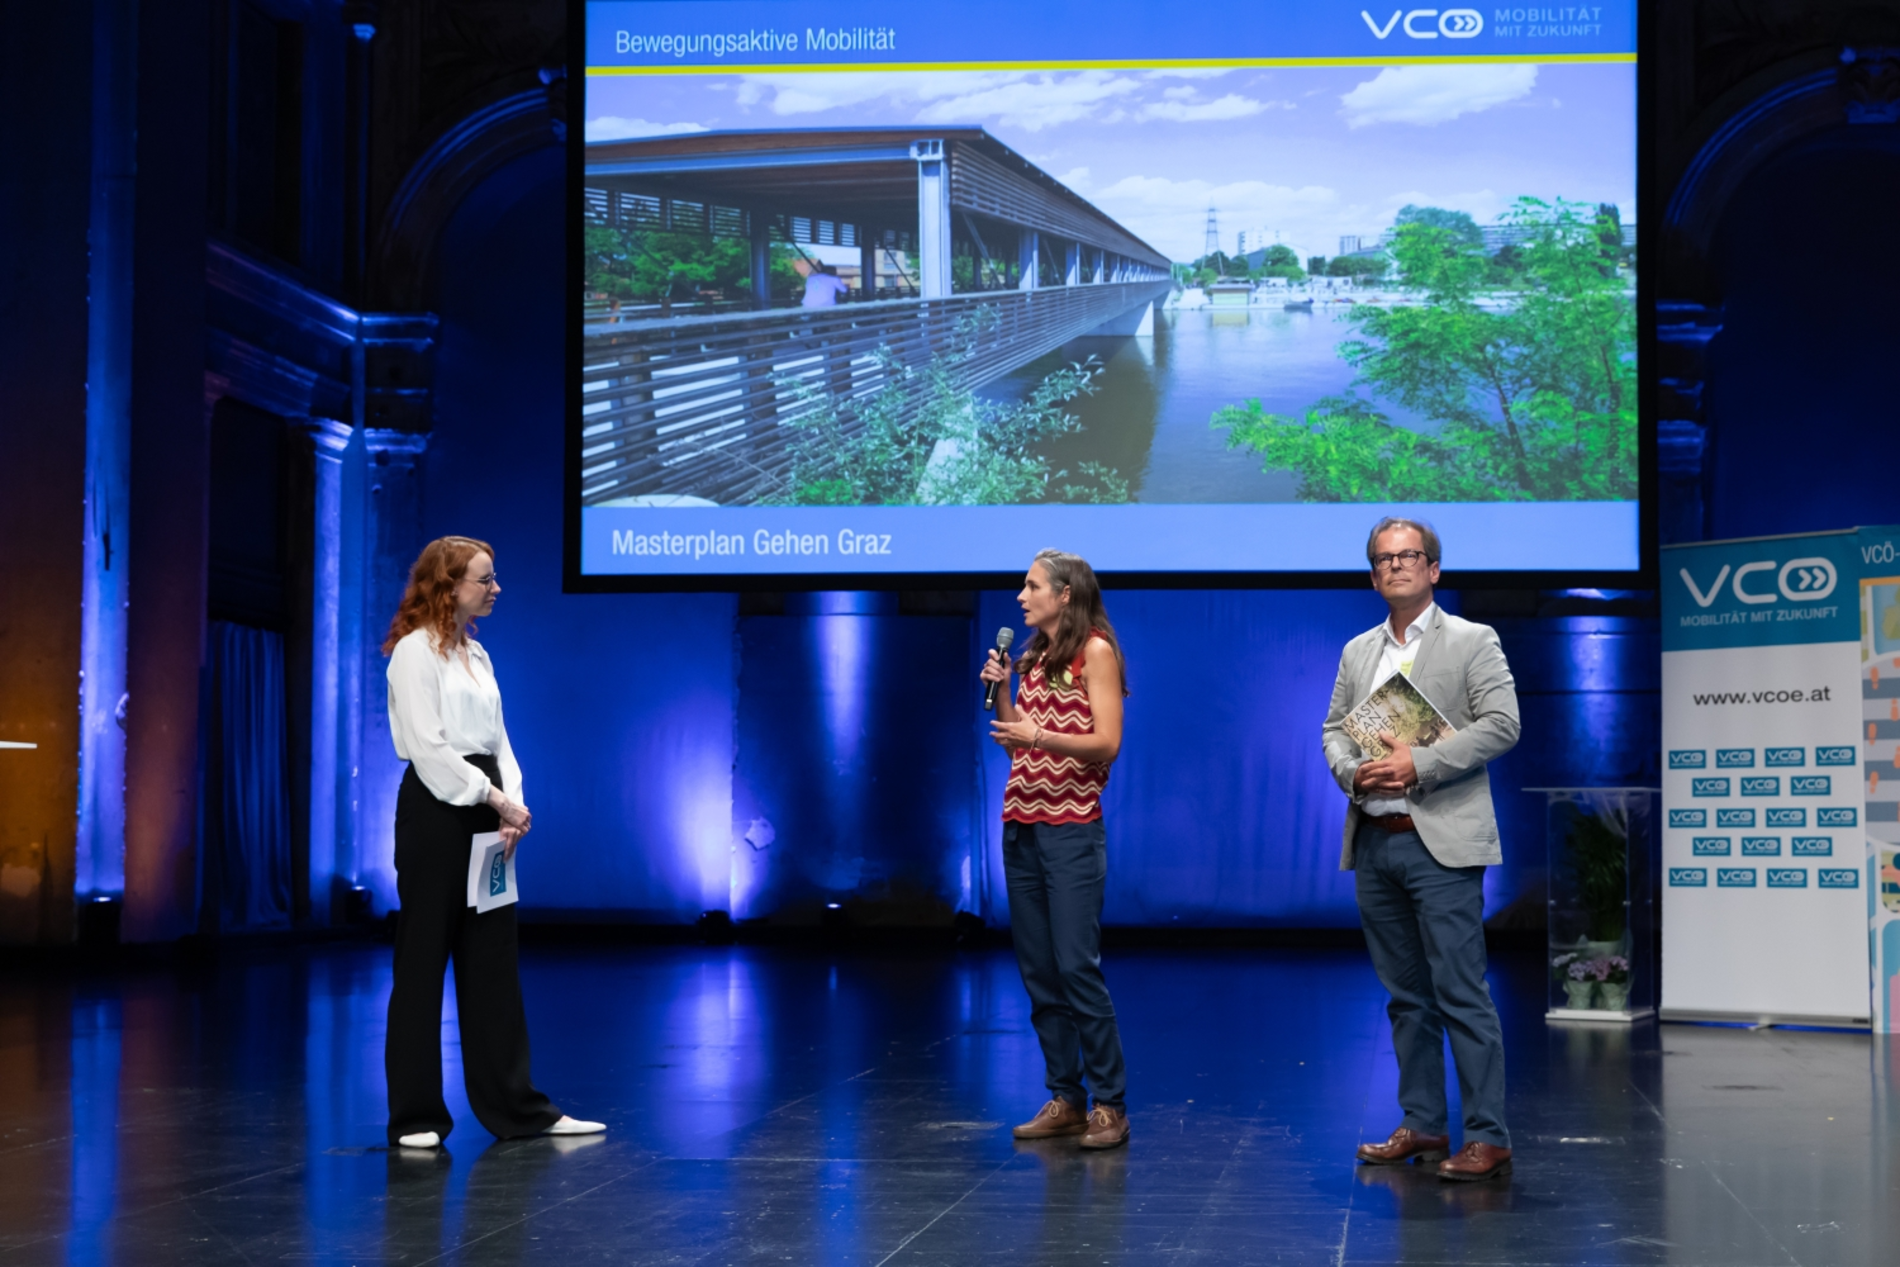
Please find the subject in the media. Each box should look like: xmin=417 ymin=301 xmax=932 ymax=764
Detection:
xmin=1595 ymin=202 xmax=1630 ymax=270
xmin=1393 ymin=204 xmax=1483 ymax=250
xmin=584 ymin=225 xmax=801 ymax=302
xmin=1326 ymin=255 xmax=1388 ymax=280
xmin=1308 ymin=255 xmax=1328 ymax=275
xmin=1256 ymin=243 xmax=1304 ymax=283
xmin=1213 ymin=197 xmax=1636 ymax=503
xmin=763 ymin=308 xmax=1129 ymax=507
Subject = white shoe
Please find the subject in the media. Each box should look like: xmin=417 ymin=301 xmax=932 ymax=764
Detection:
xmin=396 ymin=1131 xmax=441 ymax=1148
xmin=544 ymin=1115 xmax=605 ymax=1136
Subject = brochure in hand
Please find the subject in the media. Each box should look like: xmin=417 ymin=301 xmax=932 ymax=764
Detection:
xmin=466 ymin=832 xmax=519 ymax=913
xmin=1344 ymin=671 xmax=1457 ymax=761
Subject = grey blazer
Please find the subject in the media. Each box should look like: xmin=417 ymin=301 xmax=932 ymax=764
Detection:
xmin=1322 ymin=607 xmax=1521 ymax=870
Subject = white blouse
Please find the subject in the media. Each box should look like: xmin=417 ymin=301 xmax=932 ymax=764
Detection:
xmin=386 ymin=628 xmax=524 ymax=807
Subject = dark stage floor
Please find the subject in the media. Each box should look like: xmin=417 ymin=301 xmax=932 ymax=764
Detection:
xmin=1 ymin=941 xmax=1894 ymax=1265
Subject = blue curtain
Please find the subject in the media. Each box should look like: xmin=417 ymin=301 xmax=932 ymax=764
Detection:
xmin=975 ymin=587 xmax=1396 ymax=928
xmin=202 ymin=621 xmax=292 ymax=931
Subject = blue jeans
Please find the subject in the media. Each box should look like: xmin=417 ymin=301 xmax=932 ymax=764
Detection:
xmin=1354 ymin=825 xmax=1509 ymax=1148
xmin=1004 ymin=819 xmax=1127 ymax=1110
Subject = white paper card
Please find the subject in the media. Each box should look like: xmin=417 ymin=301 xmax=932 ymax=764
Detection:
xmin=466 ymin=832 xmax=519 ymax=912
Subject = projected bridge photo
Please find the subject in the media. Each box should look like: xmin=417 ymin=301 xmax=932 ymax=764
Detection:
xmin=579 ymin=127 xmax=1173 ymax=507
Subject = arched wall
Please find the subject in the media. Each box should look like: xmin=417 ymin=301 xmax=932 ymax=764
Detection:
xmin=1656 ymin=46 xmax=1900 ymax=541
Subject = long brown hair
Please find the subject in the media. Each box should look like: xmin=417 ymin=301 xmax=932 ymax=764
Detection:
xmin=1012 ymin=548 xmax=1128 ymax=695
xmin=381 ymin=536 xmax=494 ymax=657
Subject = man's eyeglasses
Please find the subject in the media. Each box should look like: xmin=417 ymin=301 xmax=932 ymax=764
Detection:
xmin=468 ymin=573 xmax=500 ymax=590
xmin=1371 ymin=550 xmax=1430 ymax=573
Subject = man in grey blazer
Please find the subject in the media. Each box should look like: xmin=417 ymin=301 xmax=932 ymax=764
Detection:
xmin=1322 ymin=517 xmax=1520 ymax=1182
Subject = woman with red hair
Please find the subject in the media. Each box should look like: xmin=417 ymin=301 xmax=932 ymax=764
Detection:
xmin=380 ymin=535 xmax=602 ymax=1148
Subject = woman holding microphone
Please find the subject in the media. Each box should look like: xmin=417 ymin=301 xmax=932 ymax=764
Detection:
xmin=381 ymin=535 xmax=603 ymax=1148
xmin=979 ymin=548 xmax=1132 ymax=1150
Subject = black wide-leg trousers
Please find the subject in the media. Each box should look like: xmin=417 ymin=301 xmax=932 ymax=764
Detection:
xmin=385 ymin=756 xmax=559 ymax=1144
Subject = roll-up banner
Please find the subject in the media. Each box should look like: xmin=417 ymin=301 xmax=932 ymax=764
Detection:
xmin=1860 ymin=525 xmax=1900 ymax=1031
xmin=1661 ymin=529 xmax=1868 ymax=1025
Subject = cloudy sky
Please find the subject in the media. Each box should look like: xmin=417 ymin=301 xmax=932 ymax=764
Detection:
xmin=587 ymin=63 xmax=1634 ymax=264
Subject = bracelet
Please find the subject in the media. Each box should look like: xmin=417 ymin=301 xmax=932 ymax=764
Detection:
xmin=1032 ymin=725 xmax=1043 ymax=750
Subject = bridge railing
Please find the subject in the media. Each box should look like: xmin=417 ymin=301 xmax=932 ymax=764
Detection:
xmin=579 ymin=281 xmax=1171 ymax=506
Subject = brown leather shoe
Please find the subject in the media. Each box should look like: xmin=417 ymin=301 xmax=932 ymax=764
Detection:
xmin=1012 ymin=1098 xmax=1089 ymax=1139
xmin=1078 ymin=1105 xmax=1129 ymax=1150
xmin=1437 ymin=1140 xmax=1512 ymax=1181
xmin=1356 ymin=1127 xmax=1451 ymax=1166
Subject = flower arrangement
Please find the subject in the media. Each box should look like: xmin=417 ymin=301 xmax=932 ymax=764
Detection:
xmin=1542 ymin=949 xmax=1634 ymax=1010
xmin=1554 ymin=955 xmax=1633 ymax=1009
xmin=1564 ymin=956 xmax=1629 ymax=983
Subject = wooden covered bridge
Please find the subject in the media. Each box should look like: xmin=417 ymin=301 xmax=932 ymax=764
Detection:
xmin=580 ymin=128 xmax=1174 ymax=506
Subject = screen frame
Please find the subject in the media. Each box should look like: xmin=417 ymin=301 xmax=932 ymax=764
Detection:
xmin=562 ymin=1 xmax=1657 ymax=595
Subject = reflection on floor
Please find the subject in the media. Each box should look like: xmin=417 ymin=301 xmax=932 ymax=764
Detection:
xmin=0 ymin=942 xmax=1894 ymax=1265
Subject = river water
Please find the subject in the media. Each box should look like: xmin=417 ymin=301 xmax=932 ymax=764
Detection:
xmin=980 ymin=305 xmax=1432 ymax=504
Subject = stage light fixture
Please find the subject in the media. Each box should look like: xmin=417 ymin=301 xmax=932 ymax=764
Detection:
xmin=696 ymin=909 xmax=735 ymax=944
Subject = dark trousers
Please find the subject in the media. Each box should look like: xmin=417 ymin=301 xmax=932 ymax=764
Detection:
xmin=1354 ymin=824 xmax=1509 ymax=1147
xmin=1004 ymin=819 xmax=1127 ymax=1110
xmin=385 ymin=757 xmax=559 ymax=1144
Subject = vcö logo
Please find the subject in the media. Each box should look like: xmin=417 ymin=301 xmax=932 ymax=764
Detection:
xmin=1739 ymin=777 xmax=1779 ymax=797
xmin=1692 ymin=778 xmax=1729 ymax=797
xmin=1766 ymin=868 xmax=1807 ymax=888
xmin=1692 ymin=836 xmax=1731 ymax=856
xmin=1740 ymin=836 xmax=1781 ymax=856
xmin=1361 ymin=8 xmax=1484 ymax=38
xmin=1717 ymin=868 xmax=1757 ymax=887
xmin=1668 ymin=868 xmax=1708 ymax=887
xmin=1790 ymin=776 xmax=1830 ymax=796
xmin=1792 ymin=836 xmax=1832 ymax=856
xmin=1765 ymin=808 xmax=1805 ymax=827
xmin=1816 ymin=746 xmax=1856 ymax=766
xmin=1679 ymin=556 xmax=1838 ymax=607
xmin=1669 ymin=750 xmax=1707 ymax=769
xmin=1716 ymin=748 xmax=1755 ymax=768
xmin=1669 ymin=809 xmax=1706 ymax=828
xmin=1818 ymin=868 xmax=1859 ymax=888
xmin=1717 ymin=808 xmax=1756 ymax=827
xmin=1818 ymin=807 xmax=1859 ymax=827
xmin=1764 ymin=747 xmax=1805 ymax=767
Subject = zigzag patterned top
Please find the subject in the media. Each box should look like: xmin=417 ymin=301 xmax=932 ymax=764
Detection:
xmin=1002 ymin=632 xmax=1111 ymax=825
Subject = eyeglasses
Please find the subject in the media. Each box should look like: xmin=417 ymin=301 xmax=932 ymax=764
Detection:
xmin=1370 ymin=550 xmax=1430 ymax=572
xmin=467 ymin=573 xmax=500 ymax=590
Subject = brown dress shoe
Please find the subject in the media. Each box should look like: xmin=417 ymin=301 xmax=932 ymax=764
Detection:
xmin=1356 ymin=1127 xmax=1451 ymax=1166
xmin=1078 ymin=1105 xmax=1129 ymax=1150
xmin=1437 ymin=1140 xmax=1512 ymax=1182
xmin=1012 ymin=1098 xmax=1089 ymax=1139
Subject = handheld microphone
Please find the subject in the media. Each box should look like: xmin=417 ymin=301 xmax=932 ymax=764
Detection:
xmin=983 ymin=627 xmax=1015 ymax=712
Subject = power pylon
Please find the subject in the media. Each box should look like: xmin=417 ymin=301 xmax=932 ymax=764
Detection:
xmin=1203 ymin=206 xmax=1220 ymax=260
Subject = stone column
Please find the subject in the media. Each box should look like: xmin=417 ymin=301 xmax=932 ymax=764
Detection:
xmin=356 ymin=428 xmax=429 ymax=915
xmin=344 ymin=10 xmax=377 ymax=302
xmin=302 ymin=420 xmax=352 ymax=925
xmin=75 ymin=0 xmax=139 ymax=914
xmin=121 ymin=0 xmax=209 ymax=943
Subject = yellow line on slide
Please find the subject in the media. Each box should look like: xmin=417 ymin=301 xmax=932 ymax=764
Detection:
xmin=587 ymin=53 xmax=1636 ymax=76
